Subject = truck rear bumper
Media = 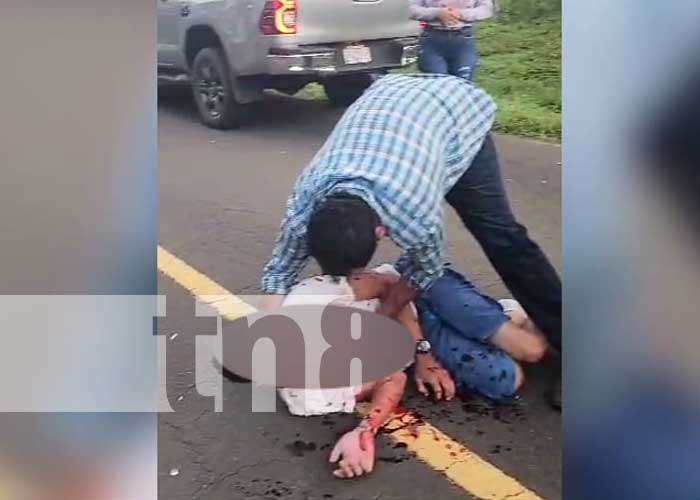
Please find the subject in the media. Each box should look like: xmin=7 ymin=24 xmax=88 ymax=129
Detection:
xmin=266 ymin=37 xmax=418 ymax=76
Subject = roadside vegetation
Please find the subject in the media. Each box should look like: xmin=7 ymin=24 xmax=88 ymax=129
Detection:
xmin=475 ymin=0 xmax=561 ymax=138
xmin=301 ymin=0 xmax=561 ymax=139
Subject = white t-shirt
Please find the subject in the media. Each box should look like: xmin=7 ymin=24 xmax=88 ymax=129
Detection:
xmin=278 ymin=264 xmax=399 ymax=416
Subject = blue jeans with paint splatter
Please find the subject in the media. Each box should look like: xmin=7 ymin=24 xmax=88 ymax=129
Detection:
xmin=418 ymin=27 xmax=479 ymax=82
xmin=416 ymin=268 xmax=519 ymax=401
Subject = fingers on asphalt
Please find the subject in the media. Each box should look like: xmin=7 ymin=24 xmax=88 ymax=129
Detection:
xmin=416 ymin=378 xmax=429 ymax=396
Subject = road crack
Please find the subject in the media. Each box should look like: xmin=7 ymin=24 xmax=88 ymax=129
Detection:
xmin=501 ymin=489 xmax=527 ymax=500
xmin=192 ymin=458 xmax=286 ymax=498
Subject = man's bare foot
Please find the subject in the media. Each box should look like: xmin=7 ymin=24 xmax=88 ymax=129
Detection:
xmin=498 ymin=299 xmax=529 ymax=327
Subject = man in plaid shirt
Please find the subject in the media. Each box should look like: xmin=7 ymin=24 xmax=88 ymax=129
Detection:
xmin=262 ymin=73 xmax=561 ymax=408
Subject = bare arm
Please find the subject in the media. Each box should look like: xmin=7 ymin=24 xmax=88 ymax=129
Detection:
xmin=348 ymin=271 xmax=398 ymax=301
xmin=377 ymin=230 xmax=446 ymax=318
xmin=330 ymin=372 xmax=407 ymax=479
xmin=397 ymin=302 xmax=423 ymax=342
xmin=376 ymin=278 xmax=418 ymax=319
xmin=362 ymin=371 xmax=408 ymax=431
xmin=397 ymin=303 xmax=456 ymax=401
xmin=350 ymin=269 xmax=455 ymax=401
xmin=456 ymin=0 xmax=494 ymax=22
xmin=409 ymin=0 xmax=443 ymax=21
xmin=347 ymin=271 xmax=417 ymax=319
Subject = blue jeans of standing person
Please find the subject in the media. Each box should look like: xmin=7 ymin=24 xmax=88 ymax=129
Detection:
xmin=418 ymin=26 xmax=479 ymax=82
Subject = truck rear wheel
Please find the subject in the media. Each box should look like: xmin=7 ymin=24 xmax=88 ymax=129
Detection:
xmin=322 ymin=73 xmax=376 ymax=108
xmin=191 ymin=47 xmax=244 ymax=129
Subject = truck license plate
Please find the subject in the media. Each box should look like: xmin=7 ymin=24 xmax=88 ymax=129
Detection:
xmin=343 ymin=45 xmax=372 ymax=65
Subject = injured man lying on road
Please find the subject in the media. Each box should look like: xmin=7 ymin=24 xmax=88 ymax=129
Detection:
xmin=276 ymin=196 xmax=549 ymax=479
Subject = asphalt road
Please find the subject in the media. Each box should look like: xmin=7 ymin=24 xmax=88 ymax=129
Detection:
xmin=158 ymin=90 xmax=562 ymax=500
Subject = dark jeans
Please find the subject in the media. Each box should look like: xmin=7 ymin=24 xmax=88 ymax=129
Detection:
xmin=418 ymin=27 xmax=479 ymax=81
xmin=445 ymin=134 xmax=562 ymax=351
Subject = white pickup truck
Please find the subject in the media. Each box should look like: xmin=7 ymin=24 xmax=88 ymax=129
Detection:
xmin=158 ymin=0 xmax=420 ymax=129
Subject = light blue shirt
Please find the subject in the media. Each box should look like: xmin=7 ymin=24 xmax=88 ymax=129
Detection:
xmin=262 ymin=74 xmax=497 ymax=294
xmin=409 ymin=0 xmax=495 ymax=28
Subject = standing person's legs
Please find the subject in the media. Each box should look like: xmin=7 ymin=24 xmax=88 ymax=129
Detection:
xmin=445 ymin=134 xmax=562 ymax=353
xmin=418 ymin=31 xmax=449 ymax=74
xmin=448 ymin=29 xmax=480 ymax=82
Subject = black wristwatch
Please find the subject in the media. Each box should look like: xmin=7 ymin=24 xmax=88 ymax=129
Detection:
xmin=415 ymin=339 xmax=432 ymax=355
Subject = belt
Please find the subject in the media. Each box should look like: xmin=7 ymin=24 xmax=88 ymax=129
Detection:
xmin=424 ymin=24 xmax=473 ymax=32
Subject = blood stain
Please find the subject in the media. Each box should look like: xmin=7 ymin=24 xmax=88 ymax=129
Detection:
xmin=286 ymin=440 xmax=317 ymax=457
xmin=378 ymin=456 xmax=407 ymax=464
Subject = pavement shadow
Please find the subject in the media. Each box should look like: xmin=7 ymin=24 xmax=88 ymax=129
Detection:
xmin=157 ymin=84 xmax=200 ymax=122
xmin=158 ymin=85 xmax=344 ymax=135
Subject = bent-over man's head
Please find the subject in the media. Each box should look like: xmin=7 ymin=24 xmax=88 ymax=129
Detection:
xmin=307 ymin=194 xmax=387 ymax=277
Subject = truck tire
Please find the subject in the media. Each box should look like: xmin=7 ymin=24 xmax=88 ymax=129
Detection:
xmin=191 ymin=47 xmax=244 ymax=129
xmin=322 ymin=73 xmax=376 ymax=108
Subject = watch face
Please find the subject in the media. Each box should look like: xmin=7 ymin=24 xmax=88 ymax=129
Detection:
xmin=416 ymin=340 xmax=432 ymax=353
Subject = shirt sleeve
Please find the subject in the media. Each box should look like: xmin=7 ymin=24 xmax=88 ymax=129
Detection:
xmin=261 ymin=216 xmax=310 ymax=295
xmin=396 ymin=228 xmax=446 ymax=291
xmin=409 ymin=0 xmax=442 ymax=21
xmin=458 ymin=0 xmax=494 ymax=22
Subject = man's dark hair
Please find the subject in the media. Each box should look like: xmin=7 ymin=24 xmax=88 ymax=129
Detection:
xmin=307 ymin=194 xmax=380 ymax=276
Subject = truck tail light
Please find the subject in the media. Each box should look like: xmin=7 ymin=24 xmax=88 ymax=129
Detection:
xmin=260 ymin=0 xmax=298 ymax=35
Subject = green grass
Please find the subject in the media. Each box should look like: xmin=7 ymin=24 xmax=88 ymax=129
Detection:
xmin=300 ymin=0 xmax=561 ymax=139
xmin=477 ymin=0 xmax=561 ymax=139
xmin=301 ymin=82 xmax=327 ymax=101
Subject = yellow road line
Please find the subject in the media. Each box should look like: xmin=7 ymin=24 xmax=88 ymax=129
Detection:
xmin=158 ymin=245 xmax=543 ymax=500
xmin=365 ymin=406 xmax=543 ymax=500
xmin=158 ymin=246 xmax=256 ymax=319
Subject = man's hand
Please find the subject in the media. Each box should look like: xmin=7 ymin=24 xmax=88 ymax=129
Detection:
xmin=447 ymin=7 xmax=465 ymax=22
xmin=438 ymin=7 xmax=462 ymax=26
xmin=414 ymin=354 xmax=456 ymax=401
xmin=329 ymin=426 xmax=376 ymax=479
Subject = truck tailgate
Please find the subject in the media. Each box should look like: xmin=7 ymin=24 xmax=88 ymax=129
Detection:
xmin=293 ymin=0 xmax=419 ymax=45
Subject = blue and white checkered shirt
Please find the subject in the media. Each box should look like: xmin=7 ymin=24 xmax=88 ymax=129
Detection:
xmin=262 ymin=74 xmax=497 ymax=293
